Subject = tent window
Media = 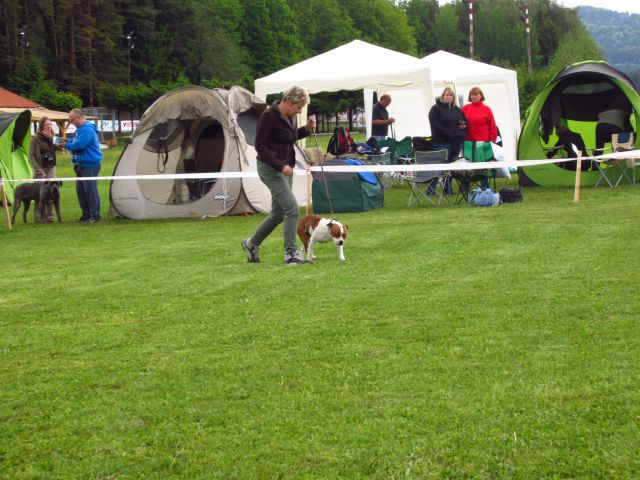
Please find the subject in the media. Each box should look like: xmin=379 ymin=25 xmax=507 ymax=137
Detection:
xmin=144 ymin=120 xmax=184 ymax=156
xmin=237 ymin=110 xmax=260 ymax=146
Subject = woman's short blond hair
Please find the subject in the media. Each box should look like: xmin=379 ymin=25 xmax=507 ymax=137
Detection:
xmin=282 ymin=85 xmax=310 ymax=106
xmin=440 ymin=87 xmax=457 ymax=106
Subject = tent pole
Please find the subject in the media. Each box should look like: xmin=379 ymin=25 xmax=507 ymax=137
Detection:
xmin=1 ymin=177 xmax=12 ymax=231
xmin=573 ymin=152 xmax=583 ymax=204
xmin=306 ymin=165 xmax=311 ymax=215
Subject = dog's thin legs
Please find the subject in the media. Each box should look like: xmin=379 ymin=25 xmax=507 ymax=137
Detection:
xmin=53 ymin=202 xmax=62 ymax=223
xmin=300 ymin=235 xmax=310 ymax=261
xmin=307 ymin=237 xmax=317 ymax=262
xmin=11 ymin=204 xmax=19 ymax=224
xmin=22 ymin=202 xmax=31 ymax=224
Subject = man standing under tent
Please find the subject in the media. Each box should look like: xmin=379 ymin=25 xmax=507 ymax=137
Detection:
xmin=242 ymin=86 xmax=316 ymax=265
xmin=61 ymin=109 xmax=103 ymax=223
xmin=371 ymin=94 xmax=395 ymax=141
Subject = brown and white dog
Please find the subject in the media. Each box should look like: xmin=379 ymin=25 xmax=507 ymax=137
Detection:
xmin=297 ymin=214 xmax=348 ymax=262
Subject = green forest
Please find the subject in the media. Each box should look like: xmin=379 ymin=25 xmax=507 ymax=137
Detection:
xmin=0 ymin=0 xmax=602 ymax=118
xmin=578 ymin=6 xmax=640 ymax=75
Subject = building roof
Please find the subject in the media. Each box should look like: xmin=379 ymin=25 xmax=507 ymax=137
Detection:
xmin=0 ymin=87 xmax=40 ymax=108
xmin=0 ymin=107 xmax=71 ymax=122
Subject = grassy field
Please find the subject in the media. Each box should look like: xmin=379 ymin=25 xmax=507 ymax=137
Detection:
xmin=1 ymin=148 xmax=639 ymax=479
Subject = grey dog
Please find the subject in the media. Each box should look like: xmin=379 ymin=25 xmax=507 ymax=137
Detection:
xmin=11 ymin=181 xmax=63 ymax=224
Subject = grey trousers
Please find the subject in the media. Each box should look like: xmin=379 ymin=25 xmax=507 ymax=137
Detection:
xmin=250 ymin=161 xmax=299 ymax=254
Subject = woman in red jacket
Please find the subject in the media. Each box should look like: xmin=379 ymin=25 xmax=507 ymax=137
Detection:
xmin=462 ymin=87 xmax=497 ymax=188
xmin=462 ymin=86 xmax=497 ymax=144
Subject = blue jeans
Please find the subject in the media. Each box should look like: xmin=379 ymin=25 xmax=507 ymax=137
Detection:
xmin=430 ymin=143 xmax=462 ymax=194
xmin=76 ymin=165 xmax=101 ymax=220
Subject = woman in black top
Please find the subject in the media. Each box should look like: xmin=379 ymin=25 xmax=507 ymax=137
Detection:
xmin=428 ymin=87 xmax=467 ymax=194
xmin=29 ymin=117 xmax=60 ymax=221
xmin=242 ymin=85 xmax=316 ymax=265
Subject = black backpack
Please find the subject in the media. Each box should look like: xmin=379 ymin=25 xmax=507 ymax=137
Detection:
xmin=412 ymin=136 xmax=434 ymax=151
xmin=499 ymin=188 xmax=523 ymax=203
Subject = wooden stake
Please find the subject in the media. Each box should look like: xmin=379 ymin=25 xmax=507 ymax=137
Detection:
xmin=1 ymin=178 xmax=12 ymax=231
xmin=305 ymin=166 xmax=312 ymax=215
xmin=573 ymin=152 xmax=583 ymax=204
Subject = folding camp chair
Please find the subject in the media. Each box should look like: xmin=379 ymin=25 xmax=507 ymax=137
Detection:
xmin=406 ymin=150 xmax=449 ymax=207
xmin=376 ymin=136 xmax=413 ymax=164
xmin=450 ymin=156 xmax=490 ymax=205
xmin=462 ymin=140 xmax=497 ymax=189
xmin=593 ymin=132 xmax=636 ymax=187
xmin=364 ymin=151 xmax=393 ymax=189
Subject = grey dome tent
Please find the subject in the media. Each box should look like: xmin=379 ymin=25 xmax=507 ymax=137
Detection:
xmin=110 ymin=86 xmax=310 ymax=219
xmin=518 ymin=61 xmax=640 ymax=186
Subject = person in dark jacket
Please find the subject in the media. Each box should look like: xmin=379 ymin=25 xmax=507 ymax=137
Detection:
xmin=242 ymin=85 xmax=316 ymax=265
xmin=371 ymin=94 xmax=395 ymax=141
xmin=29 ymin=117 xmax=61 ymax=221
xmin=428 ymin=87 xmax=467 ymax=194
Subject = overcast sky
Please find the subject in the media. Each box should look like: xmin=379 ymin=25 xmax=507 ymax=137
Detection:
xmin=554 ymin=0 xmax=640 ymax=13
xmin=438 ymin=1 xmax=640 ymax=15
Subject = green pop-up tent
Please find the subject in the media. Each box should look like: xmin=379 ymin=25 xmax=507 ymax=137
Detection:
xmin=0 ymin=110 xmax=32 ymax=202
xmin=518 ymin=61 xmax=640 ymax=186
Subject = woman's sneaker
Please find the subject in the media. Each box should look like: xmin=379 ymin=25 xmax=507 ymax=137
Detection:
xmin=241 ymin=238 xmax=260 ymax=263
xmin=284 ymin=250 xmax=306 ymax=265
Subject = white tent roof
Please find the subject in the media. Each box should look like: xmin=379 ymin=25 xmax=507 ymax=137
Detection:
xmin=254 ymin=40 xmax=432 ymax=98
xmin=421 ymin=50 xmax=517 ymax=83
xmin=255 ymin=40 xmax=434 ymax=141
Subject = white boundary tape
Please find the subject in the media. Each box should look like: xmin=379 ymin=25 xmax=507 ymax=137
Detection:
xmin=5 ymin=150 xmax=639 ymax=183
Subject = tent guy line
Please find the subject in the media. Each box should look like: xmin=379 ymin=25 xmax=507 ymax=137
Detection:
xmin=5 ymin=150 xmax=638 ymax=184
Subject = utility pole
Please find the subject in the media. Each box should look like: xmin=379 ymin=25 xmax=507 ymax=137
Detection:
xmin=126 ymin=31 xmax=135 ymax=85
xmin=18 ymin=22 xmax=29 ymax=63
xmin=521 ymin=1 xmax=532 ymax=73
xmin=469 ymin=0 xmax=474 ymax=60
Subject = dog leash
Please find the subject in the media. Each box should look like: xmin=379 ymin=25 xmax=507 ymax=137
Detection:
xmin=311 ymin=122 xmax=335 ymax=216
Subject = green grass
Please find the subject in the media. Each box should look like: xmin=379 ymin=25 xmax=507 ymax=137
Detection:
xmin=1 ymin=148 xmax=639 ymax=478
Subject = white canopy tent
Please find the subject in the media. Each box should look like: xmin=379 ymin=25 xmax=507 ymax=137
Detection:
xmin=418 ymin=51 xmax=521 ymax=162
xmin=254 ymin=40 xmax=434 ymax=141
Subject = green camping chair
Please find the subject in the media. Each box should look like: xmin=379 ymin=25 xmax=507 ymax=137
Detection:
xmin=452 ymin=141 xmax=495 ymax=202
xmin=451 ymin=159 xmax=489 ymax=205
xmin=463 ymin=141 xmax=495 ymax=163
xmin=376 ymin=136 xmax=413 ymax=164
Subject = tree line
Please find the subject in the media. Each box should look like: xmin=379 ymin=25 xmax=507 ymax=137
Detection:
xmin=578 ymin=6 xmax=640 ymax=74
xmin=0 ymin=0 xmax=602 ymax=124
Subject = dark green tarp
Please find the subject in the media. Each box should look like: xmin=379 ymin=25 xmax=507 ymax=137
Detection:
xmin=312 ymin=158 xmax=383 ymax=213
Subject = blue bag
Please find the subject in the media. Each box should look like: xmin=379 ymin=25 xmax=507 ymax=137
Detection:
xmin=469 ymin=187 xmax=500 ymax=207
